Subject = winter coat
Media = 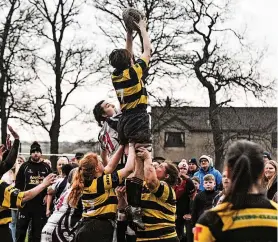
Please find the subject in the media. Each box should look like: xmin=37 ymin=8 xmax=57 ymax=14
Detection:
xmin=193 ymin=166 xmax=222 ymax=191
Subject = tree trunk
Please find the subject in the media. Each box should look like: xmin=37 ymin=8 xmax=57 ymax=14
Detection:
xmin=208 ymin=90 xmax=224 ymax=171
xmin=49 ymin=123 xmax=59 ymax=172
xmin=0 ymin=87 xmax=7 ymax=144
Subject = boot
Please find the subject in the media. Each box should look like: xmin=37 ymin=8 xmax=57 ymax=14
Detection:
xmin=125 ymin=206 xmax=145 ymax=230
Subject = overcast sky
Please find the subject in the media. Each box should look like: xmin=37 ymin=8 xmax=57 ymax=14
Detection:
xmin=8 ymin=0 xmax=278 ymax=143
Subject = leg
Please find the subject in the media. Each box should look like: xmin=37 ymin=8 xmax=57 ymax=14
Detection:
xmin=16 ymin=209 xmax=30 ymax=242
xmin=175 ymin=216 xmax=185 ymax=241
xmin=9 ymin=210 xmax=17 ymax=242
xmin=0 ymin=224 xmax=13 ymax=242
xmin=185 ymin=219 xmax=194 ymax=242
xmin=125 ymin=149 xmax=145 ymax=230
xmin=30 ymin=210 xmax=47 ymax=242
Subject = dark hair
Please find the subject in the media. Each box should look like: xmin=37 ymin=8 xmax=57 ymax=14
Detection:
xmin=109 ymin=49 xmax=132 ymax=71
xmin=223 ymin=140 xmax=264 ymax=208
xmin=62 ymin=164 xmax=75 ymax=177
xmin=152 ymin=157 xmax=165 ymax=163
xmin=164 ymin=160 xmax=179 ymax=186
xmin=93 ymin=100 xmax=105 ymax=127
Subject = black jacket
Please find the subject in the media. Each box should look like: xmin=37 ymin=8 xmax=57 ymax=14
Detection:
xmin=192 ymin=189 xmax=218 ymax=226
xmin=15 ymin=158 xmax=51 ymax=210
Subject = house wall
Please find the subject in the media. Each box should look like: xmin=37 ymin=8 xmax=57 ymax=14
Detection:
xmin=153 ymin=129 xmax=277 ymax=167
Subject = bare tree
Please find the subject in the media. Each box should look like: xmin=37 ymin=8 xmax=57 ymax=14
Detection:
xmin=28 ymin=0 xmax=104 ymax=166
xmin=179 ymin=0 xmax=272 ymax=167
xmin=93 ymin=0 xmax=190 ymax=85
xmin=0 ymin=0 xmax=38 ymax=143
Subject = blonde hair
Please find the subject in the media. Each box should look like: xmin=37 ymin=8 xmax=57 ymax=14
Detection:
xmin=68 ymin=153 xmax=99 ymax=208
xmin=203 ymin=174 xmax=215 ymax=182
xmin=265 ymin=160 xmax=278 ymax=190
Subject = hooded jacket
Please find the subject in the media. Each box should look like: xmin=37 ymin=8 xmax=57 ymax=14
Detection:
xmin=193 ymin=155 xmax=222 ymax=191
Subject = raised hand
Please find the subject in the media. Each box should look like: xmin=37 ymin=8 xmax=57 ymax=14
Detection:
xmin=133 ymin=17 xmax=147 ymax=31
xmin=8 ymin=125 xmax=19 ymax=140
xmin=136 ymin=147 xmax=151 ymax=160
xmin=42 ymin=174 xmax=57 ymax=187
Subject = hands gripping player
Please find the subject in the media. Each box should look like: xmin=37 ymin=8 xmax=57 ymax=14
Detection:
xmin=109 ymin=16 xmax=151 ymax=230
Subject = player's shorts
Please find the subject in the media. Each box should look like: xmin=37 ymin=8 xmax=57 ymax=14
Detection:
xmin=117 ymin=108 xmax=151 ymax=145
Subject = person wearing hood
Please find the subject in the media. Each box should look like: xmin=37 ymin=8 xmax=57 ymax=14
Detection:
xmin=193 ymin=155 xmax=222 ymax=191
xmin=187 ymin=158 xmax=199 ymax=178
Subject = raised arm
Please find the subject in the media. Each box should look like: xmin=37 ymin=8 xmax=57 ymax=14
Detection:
xmin=135 ymin=18 xmax=151 ymax=63
xmin=125 ymin=30 xmax=133 ymax=56
xmin=137 ymin=147 xmax=159 ymax=191
xmin=104 ymin=145 xmax=124 ymax=174
xmin=22 ymin=173 xmax=56 ymax=203
xmin=0 ymin=125 xmax=20 ymax=175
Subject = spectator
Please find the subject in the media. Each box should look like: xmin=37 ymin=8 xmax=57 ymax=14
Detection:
xmin=191 ymin=174 xmax=218 ymax=227
xmin=15 ymin=141 xmax=52 ymax=242
xmin=191 ymin=177 xmax=201 ymax=194
xmin=193 ymin=155 xmax=222 ymax=191
xmin=264 ymin=160 xmax=277 ymax=200
xmin=174 ymin=160 xmax=195 ymax=242
xmin=187 ymin=158 xmax=199 ymax=178
xmin=212 ymin=170 xmax=230 ymax=207
xmin=56 ymin=157 xmax=69 ymax=177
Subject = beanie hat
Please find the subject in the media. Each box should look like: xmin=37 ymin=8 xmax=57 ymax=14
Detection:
xmin=75 ymin=152 xmax=84 ymax=160
xmin=199 ymin=155 xmax=212 ymax=165
xmin=188 ymin=158 xmax=198 ymax=166
xmin=263 ymin=151 xmax=271 ymax=160
xmin=30 ymin=141 xmax=42 ymax=154
xmin=178 ymin=159 xmax=188 ymax=170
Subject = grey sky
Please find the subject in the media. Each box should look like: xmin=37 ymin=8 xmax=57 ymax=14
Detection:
xmin=8 ymin=0 xmax=278 ymax=142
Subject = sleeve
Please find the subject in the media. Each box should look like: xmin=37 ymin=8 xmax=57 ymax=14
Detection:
xmin=0 ymin=180 xmax=25 ymax=209
xmin=186 ymin=178 xmax=196 ymax=197
xmin=0 ymin=139 xmax=19 ymax=175
xmin=88 ymin=171 xmax=123 ymax=194
xmin=151 ymin=181 xmax=173 ymax=203
xmin=131 ymin=58 xmax=149 ymax=79
xmin=194 ymin=210 xmax=222 ymax=242
xmin=194 ymin=224 xmax=215 ymax=242
xmin=15 ymin=163 xmax=26 ymax=191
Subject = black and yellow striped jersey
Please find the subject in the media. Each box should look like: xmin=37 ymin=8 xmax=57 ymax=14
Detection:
xmin=194 ymin=194 xmax=278 ymax=242
xmin=137 ymin=181 xmax=178 ymax=242
xmin=0 ymin=180 xmax=24 ymax=225
xmin=111 ymin=58 xmax=149 ymax=112
xmin=81 ymin=171 xmax=123 ymax=219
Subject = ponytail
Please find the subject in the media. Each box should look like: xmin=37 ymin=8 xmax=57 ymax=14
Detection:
xmin=68 ymin=168 xmax=84 ymax=208
xmin=224 ymin=155 xmax=252 ymax=208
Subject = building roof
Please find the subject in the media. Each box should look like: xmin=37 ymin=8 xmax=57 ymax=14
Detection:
xmin=151 ymin=106 xmax=277 ymax=132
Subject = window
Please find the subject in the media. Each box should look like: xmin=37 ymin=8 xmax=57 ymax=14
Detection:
xmin=272 ymin=132 xmax=277 ymax=148
xmin=164 ymin=132 xmax=185 ymax=147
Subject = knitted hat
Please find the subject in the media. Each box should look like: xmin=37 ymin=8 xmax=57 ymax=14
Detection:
xmin=188 ymin=158 xmax=198 ymax=166
xmin=30 ymin=141 xmax=42 ymax=154
xmin=75 ymin=152 xmax=84 ymax=160
xmin=263 ymin=151 xmax=271 ymax=160
xmin=178 ymin=159 xmax=188 ymax=170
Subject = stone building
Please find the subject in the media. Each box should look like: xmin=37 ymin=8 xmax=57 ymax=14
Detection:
xmin=151 ymin=106 xmax=277 ymax=166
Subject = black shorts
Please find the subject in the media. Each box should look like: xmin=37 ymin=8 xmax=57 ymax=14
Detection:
xmin=118 ymin=109 xmax=151 ymax=145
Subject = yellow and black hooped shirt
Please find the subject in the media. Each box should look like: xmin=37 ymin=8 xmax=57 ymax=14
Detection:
xmin=0 ymin=180 xmax=24 ymax=225
xmin=194 ymin=194 xmax=278 ymax=242
xmin=137 ymin=181 xmax=178 ymax=242
xmin=111 ymin=58 xmax=149 ymax=112
xmin=82 ymin=171 xmax=123 ymax=219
